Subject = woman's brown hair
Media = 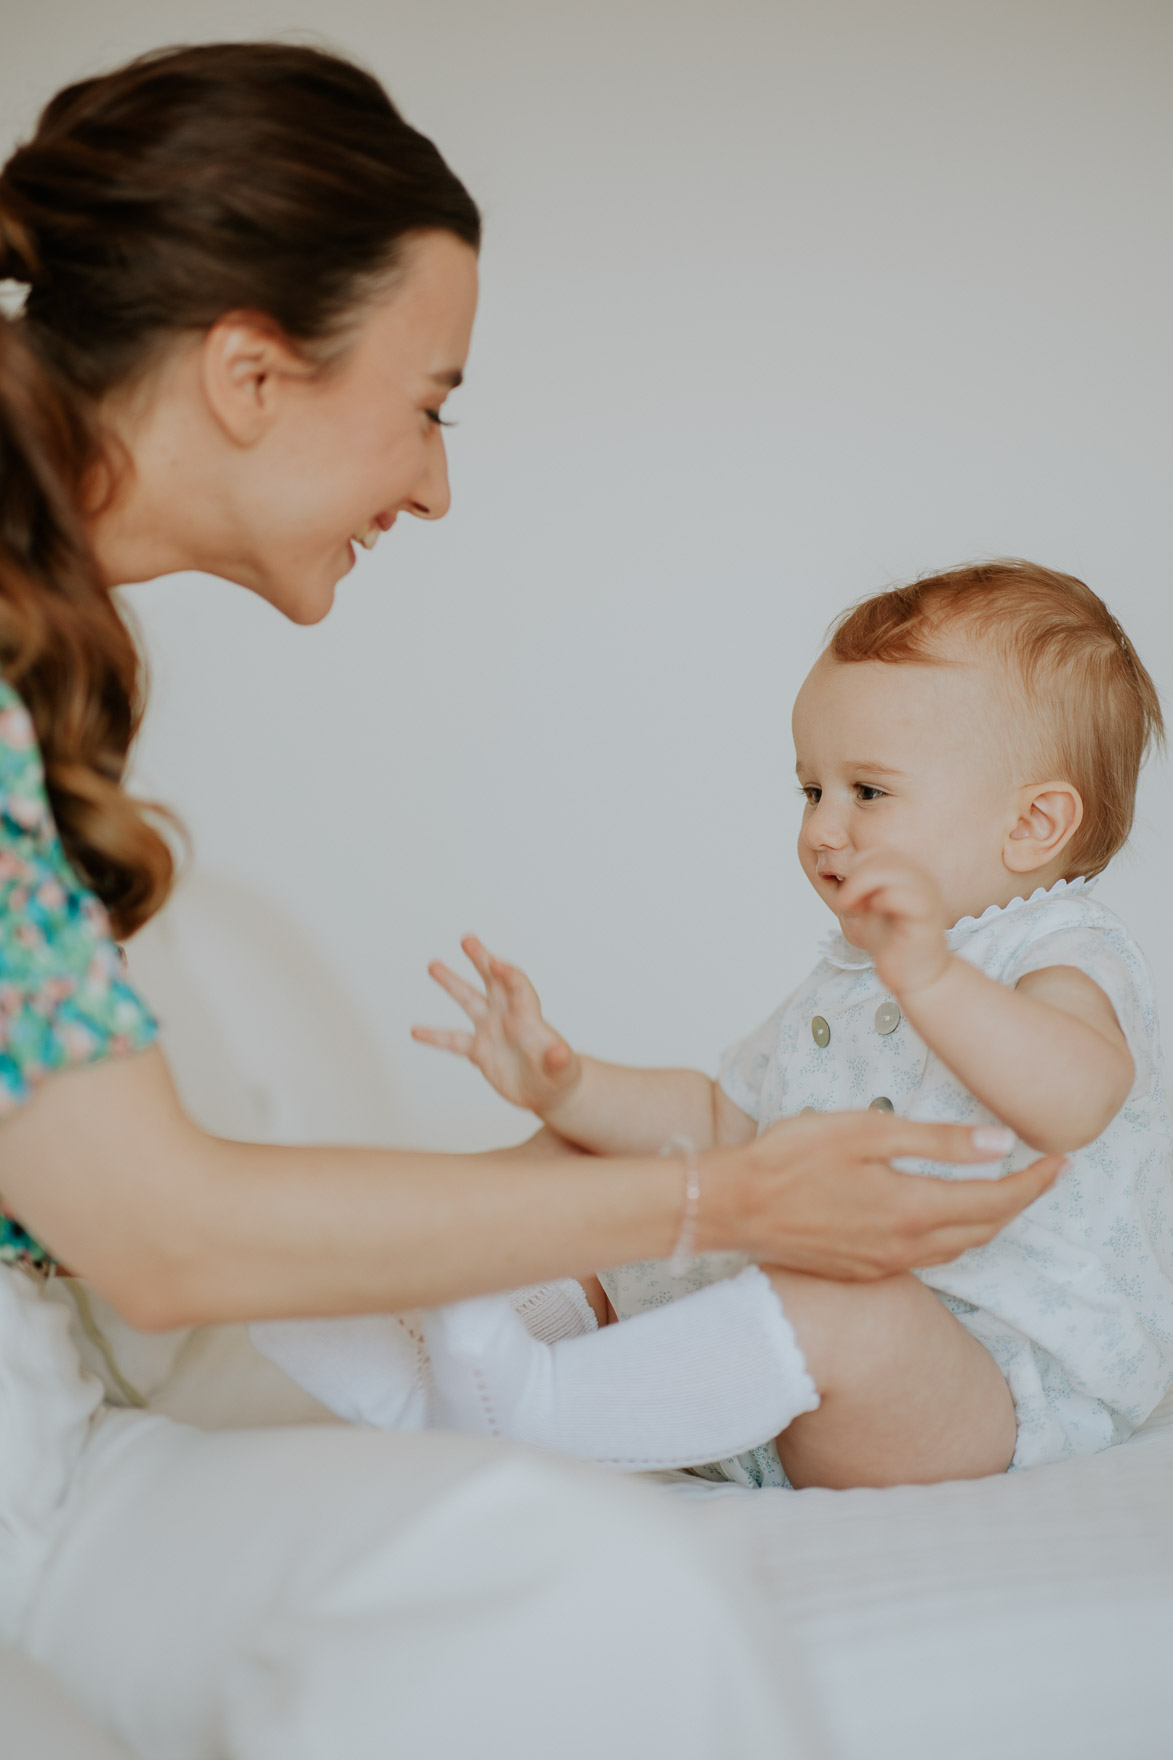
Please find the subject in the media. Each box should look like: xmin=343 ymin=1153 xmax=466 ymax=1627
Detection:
xmin=0 ymin=42 xmax=480 ymax=936
xmin=828 ymin=560 xmax=1164 ymax=879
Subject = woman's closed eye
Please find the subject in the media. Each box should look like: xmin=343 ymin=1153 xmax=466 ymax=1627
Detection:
xmin=425 ymin=408 xmax=455 ymax=427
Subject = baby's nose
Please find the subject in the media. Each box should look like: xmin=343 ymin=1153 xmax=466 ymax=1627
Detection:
xmin=803 ymin=799 xmax=848 ymax=848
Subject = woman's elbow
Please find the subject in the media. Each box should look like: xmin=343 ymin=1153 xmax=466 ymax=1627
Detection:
xmin=84 ymin=1243 xmax=209 ymax=1332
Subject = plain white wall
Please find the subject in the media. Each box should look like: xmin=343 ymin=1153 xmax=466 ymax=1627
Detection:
xmin=4 ymin=0 xmax=1171 ymax=1149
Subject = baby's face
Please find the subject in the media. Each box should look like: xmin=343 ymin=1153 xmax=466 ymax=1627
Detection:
xmin=792 ymin=652 xmax=1028 ymax=937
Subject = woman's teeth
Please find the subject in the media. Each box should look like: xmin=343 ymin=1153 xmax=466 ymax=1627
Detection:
xmin=353 ymin=524 xmax=380 ymax=550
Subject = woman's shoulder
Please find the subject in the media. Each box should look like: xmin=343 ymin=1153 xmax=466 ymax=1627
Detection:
xmin=0 ymin=677 xmax=156 ymax=1107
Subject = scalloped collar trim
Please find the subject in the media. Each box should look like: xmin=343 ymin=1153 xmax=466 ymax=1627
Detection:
xmin=818 ymin=874 xmax=1093 ymax=970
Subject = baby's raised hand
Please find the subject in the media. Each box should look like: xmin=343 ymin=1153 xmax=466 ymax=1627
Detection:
xmin=412 ymin=935 xmax=581 ymax=1115
xmin=834 ymin=850 xmax=950 ymax=997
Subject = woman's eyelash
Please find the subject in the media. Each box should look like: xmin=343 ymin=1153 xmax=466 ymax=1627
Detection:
xmin=426 ymin=409 xmax=456 ymax=427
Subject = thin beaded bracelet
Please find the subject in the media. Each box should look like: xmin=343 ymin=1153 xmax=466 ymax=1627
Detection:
xmin=662 ymin=1134 xmax=702 ymax=1278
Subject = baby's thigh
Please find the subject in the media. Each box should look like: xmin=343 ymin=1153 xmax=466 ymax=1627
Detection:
xmin=766 ymin=1268 xmax=1016 ymax=1490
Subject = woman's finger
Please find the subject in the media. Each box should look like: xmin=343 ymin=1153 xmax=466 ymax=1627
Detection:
xmin=410 ymin=1025 xmax=476 ymax=1057
xmin=916 ymin=1155 xmax=1065 ymax=1223
xmin=894 ymin=1222 xmax=1007 ymax=1267
xmin=854 ymin=1113 xmax=1021 ymax=1164
xmin=427 ymin=960 xmax=487 ymax=1020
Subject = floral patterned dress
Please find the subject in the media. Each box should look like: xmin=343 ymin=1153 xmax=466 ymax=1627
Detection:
xmin=0 ymin=680 xmax=157 ymax=1274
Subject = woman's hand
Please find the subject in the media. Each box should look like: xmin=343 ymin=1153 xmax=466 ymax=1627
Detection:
xmin=708 ymin=1111 xmax=1065 ymax=1280
xmin=412 ymin=935 xmax=582 ymax=1116
xmin=835 ymin=849 xmax=951 ymax=997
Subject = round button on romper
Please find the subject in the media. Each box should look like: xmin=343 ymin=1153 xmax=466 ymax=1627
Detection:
xmin=874 ymin=1000 xmax=901 ymax=1035
xmin=811 ymin=1015 xmax=831 ymax=1048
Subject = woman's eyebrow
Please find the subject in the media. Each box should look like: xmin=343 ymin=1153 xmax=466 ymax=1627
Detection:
xmin=430 ymin=368 xmax=464 ymax=389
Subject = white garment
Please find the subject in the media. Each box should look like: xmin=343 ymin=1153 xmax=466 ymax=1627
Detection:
xmin=0 ymin=1268 xmax=823 ymax=1759
xmin=716 ymin=877 xmax=1173 ymax=1469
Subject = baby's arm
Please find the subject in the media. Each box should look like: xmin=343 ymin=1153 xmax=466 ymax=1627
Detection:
xmin=836 ymin=854 xmax=1134 ymax=1154
xmin=413 ymin=936 xmax=756 ymax=1153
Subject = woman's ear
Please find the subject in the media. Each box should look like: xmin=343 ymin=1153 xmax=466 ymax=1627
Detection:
xmin=198 ymin=313 xmax=310 ymax=446
xmin=1004 ymin=781 xmax=1084 ymax=875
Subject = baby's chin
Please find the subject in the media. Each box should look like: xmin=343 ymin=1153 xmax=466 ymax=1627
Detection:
xmin=836 ymin=913 xmax=868 ymax=948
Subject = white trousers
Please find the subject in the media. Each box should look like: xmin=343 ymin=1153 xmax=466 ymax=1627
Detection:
xmin=19 ymin=1408 xmax=827 ymax=1760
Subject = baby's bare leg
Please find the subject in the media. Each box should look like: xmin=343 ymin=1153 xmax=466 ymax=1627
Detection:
xmin=766 ymin=1268 xmax=1016 ymax=1489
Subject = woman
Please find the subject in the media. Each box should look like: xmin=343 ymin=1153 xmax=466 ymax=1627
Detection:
xmin=0 ymin=42 xmax=1060 ymax=1758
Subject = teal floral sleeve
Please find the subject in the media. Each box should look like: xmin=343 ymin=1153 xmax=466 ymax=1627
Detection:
xmin=0 ymin=681 xmax=157 ymax=1273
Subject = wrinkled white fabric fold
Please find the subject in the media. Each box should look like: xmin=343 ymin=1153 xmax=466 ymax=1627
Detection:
xmin=421 ymin=1267 xmax=819 ymax=1470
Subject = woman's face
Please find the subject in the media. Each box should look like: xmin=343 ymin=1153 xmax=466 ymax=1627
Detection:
xmin=236 ymin=230 xmax=479 ymax=622
xmin=99 ymin=229 xmax=479 ymax=622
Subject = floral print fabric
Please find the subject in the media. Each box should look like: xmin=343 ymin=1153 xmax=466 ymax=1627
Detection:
xmin=0 ymin=681 xmax=156 ymax=1273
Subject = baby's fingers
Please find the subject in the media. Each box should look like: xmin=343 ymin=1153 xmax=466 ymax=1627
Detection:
xmin=490 ymin=956 xmax=543 ymax=1016
xmin=461 ymin=935 xmax=498 ymax=989
xmin=411 ymin=1024 xmax=476 ymax=1058
xmin=427 ymin=959 xmax=487 ymax=1021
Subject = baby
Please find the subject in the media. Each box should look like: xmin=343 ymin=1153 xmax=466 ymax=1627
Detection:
xmin=257 ymin=560 xmax=1173 ymax=1489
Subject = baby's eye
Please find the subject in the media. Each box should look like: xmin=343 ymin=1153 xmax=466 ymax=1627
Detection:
xmin=854 ymin=784 xmax=886 ymax=802
xmin=798 ymin=785 xmax=821 ymax=805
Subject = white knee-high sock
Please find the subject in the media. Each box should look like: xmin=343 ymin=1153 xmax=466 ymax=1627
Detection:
xmin=420 ymin=1267 xmax=819 ymax=1471
xmin=250 ymin=1315 xmax=432 ymax=1430
xmin=250 ymin=1283 xmax=598 ymax=1432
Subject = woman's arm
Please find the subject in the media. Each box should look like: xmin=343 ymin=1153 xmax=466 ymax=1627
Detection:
xmin=0 ymin=1045 xmax=1063 ymax=1330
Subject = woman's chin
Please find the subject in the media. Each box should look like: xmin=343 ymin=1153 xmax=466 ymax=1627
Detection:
xmin=258 ymin=567 xmax=341 ymax=626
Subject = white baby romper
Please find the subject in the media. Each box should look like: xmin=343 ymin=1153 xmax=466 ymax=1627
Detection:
xmin=603 ymin=879 xmax=1173 ymax=1485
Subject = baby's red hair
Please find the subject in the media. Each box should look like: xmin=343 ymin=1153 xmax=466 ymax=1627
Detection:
xmin=828 ymin=560 xmax=1164 ymax=878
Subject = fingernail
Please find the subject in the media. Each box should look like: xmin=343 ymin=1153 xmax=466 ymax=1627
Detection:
xmin=972 ymin=1126 xmax=1015 ymax=1154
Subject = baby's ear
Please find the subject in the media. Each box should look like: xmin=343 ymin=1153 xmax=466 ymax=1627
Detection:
xmin=1003 ymin=782 xmax=1084 ymax=875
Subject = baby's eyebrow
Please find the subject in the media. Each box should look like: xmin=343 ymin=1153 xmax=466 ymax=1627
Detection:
xmin=844 ymin=761 xmax=909 ymax=778
xmin=793 ymin=760 xmax=910 ymax=778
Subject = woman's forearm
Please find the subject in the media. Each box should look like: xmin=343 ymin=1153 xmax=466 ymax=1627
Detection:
xmin=0 ymin=1048 xmax=688 ymax=1328
xmin=0 ymin=1044 xmax=1071 ymax=1327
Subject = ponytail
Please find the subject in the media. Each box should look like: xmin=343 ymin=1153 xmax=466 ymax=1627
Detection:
xmin=0 ymin=305 xmax=175 ymax=936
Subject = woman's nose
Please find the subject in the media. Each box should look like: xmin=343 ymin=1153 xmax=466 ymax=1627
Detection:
xmin=404 ymin=434 xmax=452 ymax=522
